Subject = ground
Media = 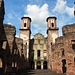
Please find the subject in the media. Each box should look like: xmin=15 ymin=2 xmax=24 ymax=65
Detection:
xmin=5 ymin=69 xmax=66 ymax=75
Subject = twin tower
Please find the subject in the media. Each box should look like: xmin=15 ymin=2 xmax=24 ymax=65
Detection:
xmin=19 ymin=16 xmax=59 ymax=65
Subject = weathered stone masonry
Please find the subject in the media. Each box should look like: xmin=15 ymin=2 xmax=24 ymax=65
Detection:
xmin=51 ymin=24 xmax=75 ymax=75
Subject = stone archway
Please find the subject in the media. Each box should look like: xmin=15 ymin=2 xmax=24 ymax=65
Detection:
xmin=43 ymin=61 xmax=47 ymax=69
xmin=37 ymin=61 xmax=41 ymax=69
xmin=62 ymin=59 xmax=66 ymax=73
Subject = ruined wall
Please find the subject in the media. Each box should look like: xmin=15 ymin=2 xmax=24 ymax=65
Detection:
xmin=51 ymin=23 xmax=75 ymax=75
xmin=3 ymin=24 xmax=16 ymax=72
xmin=14 ymin=37 xmax=24 ymax=70
xmin=62 ymin=23 xmax=75 ymax=35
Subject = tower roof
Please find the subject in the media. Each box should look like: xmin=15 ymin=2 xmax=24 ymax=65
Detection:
xmin=46 ymin=17 xmax=57 ymax=22
xmin=21 ymin=17 xmax=31 ymax=22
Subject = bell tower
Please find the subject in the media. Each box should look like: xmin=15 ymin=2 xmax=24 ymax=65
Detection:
xmin=20 ymin=17 xmax=31 ymax=68
xmin=46 ymin=17 xmax=59 ymax=69
xmin=46 ymin=17 xmax=59 ymax=44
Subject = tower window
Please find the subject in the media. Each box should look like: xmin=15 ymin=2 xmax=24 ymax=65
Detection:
xmin=24 ymin=23 xmax=26 ymax=27
xmin=52 ymin=23 xmax=54 ymax=27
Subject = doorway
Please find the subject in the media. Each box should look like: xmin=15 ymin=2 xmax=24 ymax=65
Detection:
xmin=37 ymin=61 xmax=41 ymax=69
xmin=31 ymin=61 xmax=34 ymax=69
xmin=62 ymin=59 xmax=66 ymax=73
xmin=43 ymin=61 xmax=47 ymax=69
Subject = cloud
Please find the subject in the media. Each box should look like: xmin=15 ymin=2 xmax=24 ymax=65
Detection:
xmin=15 ymin=34 xmax=19 ymax=38
xmin=66 ymin=6 xmax=74 ymax=17
xmin=53 ymin=0 xmax=74 ymax=17
xmin=24 ymin=3 xmax=50 ymax=37
xmin=53 ymin=0 xmax=66 ymax=14
xmin=25 ymin=3 xmax=50 ymax=28
xmin=7 ymin=13 xmax=13 ymax=19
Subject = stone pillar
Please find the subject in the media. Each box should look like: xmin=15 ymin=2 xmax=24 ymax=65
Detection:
xmin=35 ymin=61 xmax=37 ymax=69
xmin=41 ymin=61 xmax=43 ymax=69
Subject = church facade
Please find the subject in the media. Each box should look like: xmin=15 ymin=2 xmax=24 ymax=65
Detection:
xmin=19 ymin=16 xmax=59 ymax=70
xmin=30 ymin=33 xmax=48 ymax=69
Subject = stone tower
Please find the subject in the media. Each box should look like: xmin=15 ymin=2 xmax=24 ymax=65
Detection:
xmin=46 ymin=17 xmax=59 ymax=69
xmin=20 ymin=17 xmax=31 ymax=68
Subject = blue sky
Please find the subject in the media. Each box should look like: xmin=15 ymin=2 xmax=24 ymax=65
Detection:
xmin=4 ymin=0 xmax=75 ymax=38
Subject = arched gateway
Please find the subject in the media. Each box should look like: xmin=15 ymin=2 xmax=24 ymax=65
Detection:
xmin=37 ymin=61 xmax=41 ymax=69
xmin=43 ymin=61 xmax=47 ymax=69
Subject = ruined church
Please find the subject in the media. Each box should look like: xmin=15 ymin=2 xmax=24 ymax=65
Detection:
xmin=0 ymin=0 xmax=75 ymax=75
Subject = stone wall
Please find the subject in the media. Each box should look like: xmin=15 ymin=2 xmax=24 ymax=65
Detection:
xmin=62 ymin=23 xmax=75 ymax=35
xmin=12 ymin=37 xmax=23 ymax=70
xmin=3 ymin=24 xmax=16 ymax=72
xmin=51 ymin=23 xmax=75 ymax=75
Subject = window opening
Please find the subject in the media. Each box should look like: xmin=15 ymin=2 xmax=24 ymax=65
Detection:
xmin=51 ymin=42 xmax=52 ymax=45
xmin=72 ymin=40 xmax=75 ymax=51
xmin=24 ymin=23 xmax=26 ymax=27
xmin=62 ymin=49 xmax=64 ymax=56
xmin=52 ymin=23 xmax=54 ymax=27
xmin=37 ymin=50 xmax=40 ymax=57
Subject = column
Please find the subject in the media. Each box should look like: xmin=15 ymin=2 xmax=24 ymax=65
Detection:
xmin=41 ymin=61 xmax=43 ymax=69
xmin=35 ymin=61 xmax=37 ymax=69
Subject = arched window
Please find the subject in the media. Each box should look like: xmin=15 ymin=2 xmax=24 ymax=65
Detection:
xmin=43 ymin=61 xmax=47 ymax=69
xmin=24 ymin=23 xmax=26 ymax=27
xmin=37 ymin=61 xmax=41 ymax=69
xmin=52 ymin=23 xmax=54 ymax=27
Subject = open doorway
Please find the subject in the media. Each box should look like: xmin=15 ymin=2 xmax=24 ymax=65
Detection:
xmin=43 ymin=61 xmax=47 ymax=69
xmin=37 ymin=61 xmax=41 ymax=69
xmin=31 ymin=61 xmax=34 ymax=69
xmin=62 ymin=59 xmax=66 ymax=73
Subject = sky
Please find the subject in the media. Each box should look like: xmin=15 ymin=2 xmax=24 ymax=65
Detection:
xmin=4 ymin=0 xmax=75 ymax=38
